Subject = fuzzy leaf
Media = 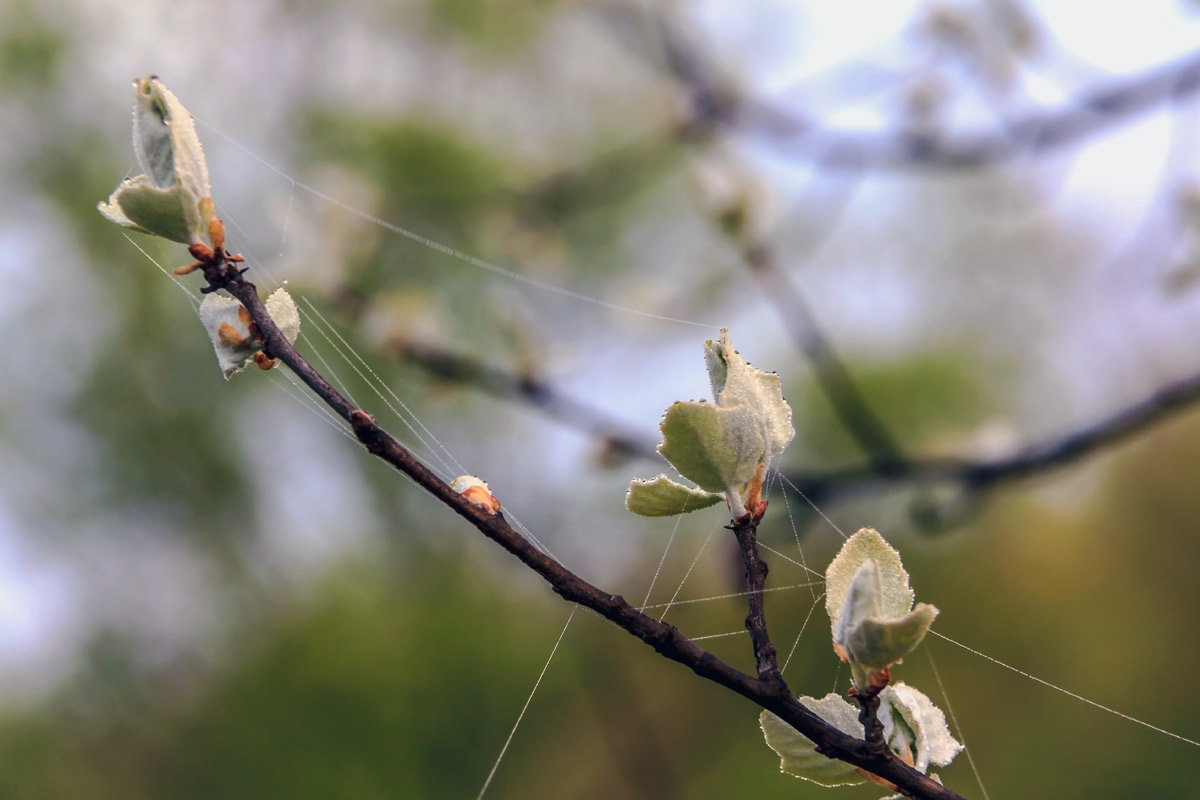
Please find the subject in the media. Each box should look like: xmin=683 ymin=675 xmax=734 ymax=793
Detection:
xmin=198 ymin=294 xmax=259 ymax=379
xmin=884 ymin=682 xmax=963 ymax=773
xmin=702 ymin=329 xmax=794 ymax=459
xmin=99 ymin=177 xmax=197 ymax=244
xmin=264 ymin=287 xmax=300 ymax=343
xmin=198 ymin=289 xmax=300 ymax=379
xmin=131 ymin=76 xmax=210 ymax=202
xmin=845 ymin=598 xmax=939 ymax=671
xmin=759 ymin=694 xmax=865 ymax=787
xmin=658 ymin=401 xmax=763 ymax=496
xmin=759 ymin=686 xmax=962 ymax=787
xmin=826 ymin=528 xmax=914 ymax=632
xmin=625 ymin=474 xmax=723 ymax=516
xmin=98 ymin=76 xmax=215 ymax=245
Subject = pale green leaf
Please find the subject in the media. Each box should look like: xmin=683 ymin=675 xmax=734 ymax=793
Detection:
xmin=703 ymin=328 xmax=794 ymax=458
xmin=198 ymin=294 xmax=259 ymax=379
xmin=132 ymin=76 xmax=210 ymax=203
xmin=625 ymin=474 xmax=723 ymax=516
xmin=759 ymin=686 xmax=962 ymax=787
xmin=99 ymin=177 xmax=198 ymax=244
xmin=825 ymin=528 xmax=914 ymax=631
xmin=198 ymin=289 xmax=299 ymax=379
xmin=845 ymin=601 xmax=939 ymax=671
xmin=759 ymin=694 xmax=865 ymax=787
xmin=658 ymin=401 xmax=763 ymax=496
xmin=264 ymin=288 xmax=300 ymax=343
xmin=884 ymin=682 xmax=963 ymax=772
xmin=99 ymin=76 xmax=215 ymax=246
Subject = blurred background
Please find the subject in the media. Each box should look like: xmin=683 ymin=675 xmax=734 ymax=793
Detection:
xmin=3 ymin=0 xmax=1200 ymax=797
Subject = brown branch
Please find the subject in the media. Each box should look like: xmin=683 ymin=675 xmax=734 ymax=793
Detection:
xmin=786 ymin=363 xmax=1200 ymax=504
xmin=624 ymin=10 xmax=1200 ymax=170
xmin=196 ymin=255 xmax=966 ymax=800
xmin=389 ymin=337 xmax=659 ymax=462
xmin=741 ymin=242 xmax=906 ymax=475
xmin=387 ymin=324 xmax=1200 ymax=518
xmin=729 ymin=514 xmax=783 ymax=685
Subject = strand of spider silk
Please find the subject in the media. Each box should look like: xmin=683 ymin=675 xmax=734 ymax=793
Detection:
xmin=780 ymin=590 xmax=827 ymax=676
xmin=759 ymin=541 xmax=825 ymax=580
xmin=299 ymin=297 xmax=467 ymax=478
xmin=638 ymin=582 xmax=822 ymax=613
xmin=656 ymin=521 xmax=722 ymax=623
xmin=265 ymin=364 xmax=360 ymax=444
xmin=120 ymin=233 xmax=357 ymax=446
xmin=775 ymin=468 xmax=818 ymax=604
xmin=639 ymin=512 xmax=687 ymax=611
xmin=197 ymin=119 xmax=719 ymax=330
xmin=929 ymin=629 xmax=1200 ymax=748
xmin=212 ymin=206 xmax=466 ymax=481
xmin=121 ymin=234 xmax=201 ymax=309
xmin=691 ymin=630 xmax=748 ymax=642
xmin=476 ymin=605 xmax=579 ymax=800
xmin=774 ymin=470 xmax=848 ymax=539
xmin=925 ymin=648 xmax=992 ymax=800
xmin=296 ymin=329 xmax=362 ymax=407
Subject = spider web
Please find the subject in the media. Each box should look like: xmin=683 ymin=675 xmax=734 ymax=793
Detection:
xmin=107 ymin=11 xmax=1200 ymax=792
xmin=127 ymin=114 xmax=1200 ymax=799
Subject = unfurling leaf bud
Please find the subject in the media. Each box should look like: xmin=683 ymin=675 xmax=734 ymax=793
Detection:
xmin=98 ymin=76 xmax=217 ymax=246
xmin=450 ymin=475 xmax=501 ymax=515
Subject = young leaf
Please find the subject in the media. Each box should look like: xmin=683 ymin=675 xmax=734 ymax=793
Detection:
xmin=264 ymin=287 xmax=300 ymax=343
xmin=198 ymin=288 xmax=299 ymax=379
xmin=625 ymin=474 xmax=722 ymax=517
xmin=658 ymin=401 xmax=763 ymax=496
xmin=759 ymin=685 xmax=962 ymax=787
xmin=703 ymin=329 xmax=794 ymax=459
xmin=825 ymin=528 xmax=914 ymax=630
xmin=825 ymin=528 xmax=938 ymax=689
xmin=626 ymin=329 xmax=793 ymax=521
xmin=98 ymin=76 xmax=217 ymax=246
xmin=884 ymin=682 xmax=964 ymax=773
xmin=759 ymin=694 xmax=865 ymax=787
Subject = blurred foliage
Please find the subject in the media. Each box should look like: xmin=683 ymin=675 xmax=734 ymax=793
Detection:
xmin=789 ymin=351 xmax=989 ymax=468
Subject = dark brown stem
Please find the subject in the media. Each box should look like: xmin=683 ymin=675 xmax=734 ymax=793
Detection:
xmin=198 ymin=257 xmax=965 ymax=800
xmin=729 ymin=514 xmax=783 ymax=685
xmin=856 ymin=690 xmax=888 ymax=752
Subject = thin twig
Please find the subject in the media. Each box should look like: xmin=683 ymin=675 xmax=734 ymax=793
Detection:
xmin=729 ymin=515 xmax=784 ymax=685
xmin=198 ymin=255 xmax=965 ymax=800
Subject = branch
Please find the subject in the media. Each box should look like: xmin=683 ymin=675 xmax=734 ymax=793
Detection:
xmin=630 ymin=11 xmax=1200 ymax=170
xmin=196 ymin=256 xmax=965 ymax=800
xmin=787 ymin=364 xmax=1200 ymax=503
xmin=389 ymin=337 xmax=659 ymax=462
xmin=730 ymin=514 xmax=783 ymax=685
xmin=390 ymin=315 xmax=1200 ymax=524
xmin=741 ymin=241 xmax=906 ymax=474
